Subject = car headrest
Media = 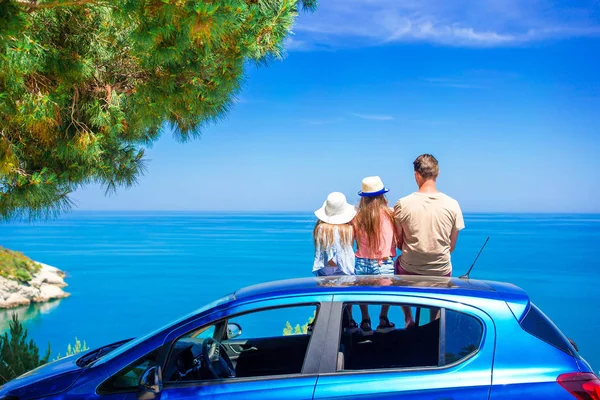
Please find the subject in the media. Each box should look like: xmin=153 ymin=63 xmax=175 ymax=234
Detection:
xmin=337 ymin=351 xmax=344 ymax=371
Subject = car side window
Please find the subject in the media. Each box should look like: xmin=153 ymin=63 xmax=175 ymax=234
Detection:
xmin=97 ymin=349 xmax=159 ymax=394
xmin=195 ymin=325 xmax=216 ymax=339
xmin=444 ymin=309 xmax=483 ymax=364
xmin=164 ymin=304 xmax=318 ymax=383
xmin=520 ymin=303 xmax=575 ymax=356
xmin=337 ymin=303 xmax=482 ymax=371
xmin=229 ymin=306 xmax=317 ymax=339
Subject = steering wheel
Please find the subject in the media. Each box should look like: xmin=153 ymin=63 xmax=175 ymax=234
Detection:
xmin=201 ymin=338 xmax=236 ymax=379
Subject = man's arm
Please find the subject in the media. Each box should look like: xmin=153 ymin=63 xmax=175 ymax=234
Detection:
xmin=396 ymin=226 xmax=404 ymax=250
xmin=450 ymin=230 xmax=459 ymax=253
xmin=451 ymin=201 xmax=465 ymax=253
xmin=393 ymin=200 xmax=403 ymax=250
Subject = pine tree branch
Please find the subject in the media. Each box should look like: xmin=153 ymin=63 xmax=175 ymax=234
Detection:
xmin=2 ymin=0 xmax=314 ymax=221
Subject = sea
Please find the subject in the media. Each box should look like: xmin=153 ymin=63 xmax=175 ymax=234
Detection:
xmin=0 ymin=212 xmax=599 ymax=370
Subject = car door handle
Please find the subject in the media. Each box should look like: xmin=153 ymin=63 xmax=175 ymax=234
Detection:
xmin=227 ymin=344 xmax=245 ymax=354
xmin=242 ymin=346 xmax=258 ymax=352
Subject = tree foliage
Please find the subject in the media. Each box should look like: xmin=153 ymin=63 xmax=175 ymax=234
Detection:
xmin=0 ymin=313 xmax=50 ymax=384
xmin=0 ymin=0 xmax=315 ymax=220
xmin=283 ymin=311 xmax=315 ymax=336
xmin=54 ymin=336 xmax=88 ymax=360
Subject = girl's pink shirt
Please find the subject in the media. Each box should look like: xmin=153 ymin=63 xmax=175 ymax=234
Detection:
xmin=354 ymin=209 xmax=397 ymax=259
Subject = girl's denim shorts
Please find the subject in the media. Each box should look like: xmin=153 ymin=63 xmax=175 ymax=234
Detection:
xmin=355 ymin=257 xmax=394 ymax=276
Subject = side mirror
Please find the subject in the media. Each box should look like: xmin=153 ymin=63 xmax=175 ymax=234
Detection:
xmin=137 ymin=365 xmax=162 ymax=400
xmin=226 ymin=322 xmax=242 ymax=340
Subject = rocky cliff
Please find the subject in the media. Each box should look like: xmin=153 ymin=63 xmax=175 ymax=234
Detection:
xmin=0 ymin=263 xmax=70 ymax=309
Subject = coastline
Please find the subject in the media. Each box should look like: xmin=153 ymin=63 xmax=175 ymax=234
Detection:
xmin=0 ymin=263 xmax=70 ymax=309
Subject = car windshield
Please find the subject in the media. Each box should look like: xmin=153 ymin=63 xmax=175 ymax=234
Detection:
xmin=92 ymin=294 xmax=234 ymax=367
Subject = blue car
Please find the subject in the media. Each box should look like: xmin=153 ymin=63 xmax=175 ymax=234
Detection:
xmin=1 ymin=276 xmax=599 ymax=399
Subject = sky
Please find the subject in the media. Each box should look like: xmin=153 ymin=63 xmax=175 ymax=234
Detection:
xmin=74 ymin=0 xmax=600 ymax=213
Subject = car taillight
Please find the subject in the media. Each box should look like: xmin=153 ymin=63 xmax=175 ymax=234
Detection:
xmin=558 ymin=372 xmax=600 ymax=400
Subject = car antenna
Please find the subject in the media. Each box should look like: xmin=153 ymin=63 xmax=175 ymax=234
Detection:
xmin=459 ymin=237 xmax=490 ymax=280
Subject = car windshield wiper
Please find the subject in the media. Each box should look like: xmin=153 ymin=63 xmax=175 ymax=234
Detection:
xmin=76 ymin=339 xmax=132 ymax=367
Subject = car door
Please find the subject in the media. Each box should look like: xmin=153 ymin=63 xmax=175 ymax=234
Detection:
xmin=313 ymin=294 xmax=495 ymax=400
xmin=159 ymin=295 xmax=333 ymax=400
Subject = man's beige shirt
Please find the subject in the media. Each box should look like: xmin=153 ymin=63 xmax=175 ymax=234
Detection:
xmin=394 ymin=192 xmax=465 ymax=275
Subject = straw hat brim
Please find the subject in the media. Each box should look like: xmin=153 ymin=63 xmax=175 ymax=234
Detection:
xmin=314 ymin=203 xmax=357 ymax=225
xmin=358 ymin=187 xmax=390 ymax=197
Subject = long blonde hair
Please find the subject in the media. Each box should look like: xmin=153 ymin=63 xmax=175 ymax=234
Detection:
xmin=313 ymin=221 xmax=354 ymax=248
xmin=354 ymin=195 xmax=394 ymax=257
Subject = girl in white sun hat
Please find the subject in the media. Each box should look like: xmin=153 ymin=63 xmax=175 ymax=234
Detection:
xmin=313 ymin=192 xmax=357 ymax=277
xmin=313 ymin=191 xmax=359 ymax=332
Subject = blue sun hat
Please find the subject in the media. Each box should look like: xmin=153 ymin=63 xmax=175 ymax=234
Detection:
xmin=358 ymin=176 xmax=390 ymax=197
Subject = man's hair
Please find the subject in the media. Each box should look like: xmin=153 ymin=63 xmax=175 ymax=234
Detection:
xmin=413 ymin=154 xmax=439 ymax=179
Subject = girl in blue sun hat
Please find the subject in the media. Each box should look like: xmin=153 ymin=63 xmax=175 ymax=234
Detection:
xmin=353 ymin=176 xmax=399 ymax=335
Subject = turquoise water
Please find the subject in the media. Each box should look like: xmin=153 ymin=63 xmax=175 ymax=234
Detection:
xmin=1 ymin=212 xmax=599 ymax=369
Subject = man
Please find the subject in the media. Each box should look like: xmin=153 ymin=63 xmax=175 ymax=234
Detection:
xmin=394 ymin=154 xmax=465 ymax=278
xmin=394 ymin=154 xmax=464 ymax=326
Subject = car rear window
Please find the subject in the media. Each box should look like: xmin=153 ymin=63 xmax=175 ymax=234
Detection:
xmin=520 ymin=303 xmax=575 ymax=356
xmin=444 ymin=309 xmax=483 ymax=365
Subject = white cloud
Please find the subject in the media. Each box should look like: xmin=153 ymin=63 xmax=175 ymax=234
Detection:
xmin=352 ymin=113 xmax=395 ymax=121
xmin=290 ymin=0 xmax=600 ymax=49
xmin=284 ymin=37 xmax=312 ymax=51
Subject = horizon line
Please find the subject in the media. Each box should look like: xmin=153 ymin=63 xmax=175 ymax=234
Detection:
xmin=69 ymin=210 xmax=600 ymax=215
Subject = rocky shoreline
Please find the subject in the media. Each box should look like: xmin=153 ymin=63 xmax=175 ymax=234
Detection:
xmin=0 ymin=263 xmax=70 ymax=309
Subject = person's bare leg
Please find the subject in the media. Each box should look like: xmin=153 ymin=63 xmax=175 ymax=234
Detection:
xmin=359 ymin=304 xmax=370 ymax=321
xmin=430 ymin=307 xmax=441 ymax=321
xmin=402 ymin=306 xmax=415 ymax=328
xmin=379 ymin=304 xmax=390 ymax=319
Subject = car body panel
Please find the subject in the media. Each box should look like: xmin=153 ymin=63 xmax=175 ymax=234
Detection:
xmin=158 ymin=375 xmax=318 ymax=400
xmin=481 ymin=280 xmax=530 ymax=321
xmin=0 ymin=355 xmax=84 ymax=400
xmin=487 ymin=288 xmax=581 ymax=399
xmin=489 ymin=381 xmax=576 ymax=400
xmin=0 ymin=353 xmax=82 ymax=393
xmin=577 ymin=357 xmax=594 ymax=373
xmin=314 ymin=369 xmax=491 ymax=400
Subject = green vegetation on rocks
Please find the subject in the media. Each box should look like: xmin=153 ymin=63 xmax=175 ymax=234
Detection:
xmin=0 ymin=0 xmax=316 ymax=220
xmin=0 ymin=246 xmax=40 ymax=283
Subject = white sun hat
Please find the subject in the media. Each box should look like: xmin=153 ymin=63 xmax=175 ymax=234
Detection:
xmin=358 ymin=176 xmax=390 ymax=197
xmin=314 ymin=192 xmax=357 ymax=225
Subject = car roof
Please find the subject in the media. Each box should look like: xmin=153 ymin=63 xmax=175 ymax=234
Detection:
xmin=233 ymin=276 xmax=530 ymax=318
